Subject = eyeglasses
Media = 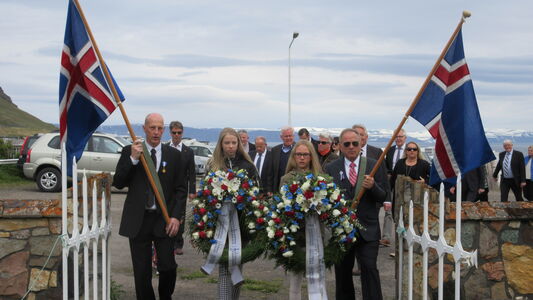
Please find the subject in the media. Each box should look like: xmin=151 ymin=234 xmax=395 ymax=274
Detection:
xmin=342 ymin=141 xmax=360 ymax=147
xmin=318 ymin=141 xmax=330 ymax=145
xmin=396 ymin=135 xmax=406 ymax=138
xmin=295 ymin=152 xmax=311 ymax=157
xmin=406 ymin=147 xmax=418 ymax=152
xmin=333 ymin=142 xmax=339 ymax=145
xmin=171 ymin=131 xmax=183 ymax=135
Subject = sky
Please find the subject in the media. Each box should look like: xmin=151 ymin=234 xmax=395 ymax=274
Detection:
xmin=1 ymin=0 xmax=532 ymax=133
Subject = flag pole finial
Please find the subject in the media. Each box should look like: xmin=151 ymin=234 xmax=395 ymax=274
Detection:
xmin=462 ymin=10 xmax=471 ymax=19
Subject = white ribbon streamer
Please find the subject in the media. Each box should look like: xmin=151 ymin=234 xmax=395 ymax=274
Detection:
xmin=305 ymin=214 xmax=328 ymax=300
xmin=201 ymin=201 xmax=244 ymax=286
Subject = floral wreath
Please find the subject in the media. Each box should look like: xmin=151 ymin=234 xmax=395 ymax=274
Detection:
xmin=265 ymin=172 xmax=363 ymax=273
xmin=189 ymin=168 xmax=268 ymax=264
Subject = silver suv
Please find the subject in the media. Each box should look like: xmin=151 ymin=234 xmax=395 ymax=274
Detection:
xmin=23 ymin=132 xmax=130 ymax=192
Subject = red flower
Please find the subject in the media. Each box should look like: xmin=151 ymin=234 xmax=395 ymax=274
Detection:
xmin=273 ymin=217 xmax=282 ymax=224
xmin=256 ymin=218 xmax=265 ymax=224
xmin=236 ymin=195 xmax=245 ymax=203
xmin=242 ymin=181 xmax=250 ymax=189
xmin=199 ymin=208 xmax=207 ymax=215
xmin=203 ymin=189 xmax=211 ymax=196
xmin=319 ymin=213 xmax=329 ymax=220
xmin=209 ymin=199 xmax=218 ymax=206
xmin=227 ymin=172 xmax=235 ymax=180
xmin=341 ymin=207 xmax=348 ymax=214
xmin=221 ymin=184 xmax=228 ymax=191
xmin=207 ymin=178 xmax=213 ymax=184
xmin=197 ymin=221 xmax=205 ymax=230
xmin=304 ymin=190 xmax=314 ymax=199
xmin=199 ymin=231 xmax=207 ymax=239
xmin=337 ymin=194 xmax=342 ymax=201
xmin=284 ymin=211 xmax=295 ymax=217
xmin=351 ymin=213 xmax=357 ymax=220
xmin=289 ymin=184 xmax=299 ymax=193
xmin=258 ymin=204 xmax=265 ymax=210
xmin=275 ymin=230 xmax=284 ymax=238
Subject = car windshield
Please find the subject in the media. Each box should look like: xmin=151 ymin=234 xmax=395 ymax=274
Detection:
xmin=114 ymin=136 xmax=132 ymax=146
xmin=191 ymin=146 xmax=212 ymax=157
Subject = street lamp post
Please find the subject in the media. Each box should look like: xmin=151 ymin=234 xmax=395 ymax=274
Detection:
xmin=288 ymin=32 xmax=299 ymax=127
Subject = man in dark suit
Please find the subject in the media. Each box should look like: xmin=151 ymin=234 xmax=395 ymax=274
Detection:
xmin=113 ymin=113 xmax=185 ymax=300
xmin=450 ymin=167 xmax=487 ymax=202
xmin=238 ymin=129 xmax=256 ymax=154
xmin=298 ymin=127 xmax=319 ymax=153
xmin=249 ymin=136 xmax=273 ymax=194
xmin=167 ymin=121 xmax=196 ymax=255
xmin=493 ymin=140 xmax=526 ymax=201
xmin=352 ymin=124 xmax=383 ymax=160
xmin=325 ymin=128 xmax=390 ymax=300
xmin=271 ymin=126 xmax=295 ymax=193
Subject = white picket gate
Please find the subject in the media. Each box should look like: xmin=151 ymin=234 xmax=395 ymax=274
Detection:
xmin=396 ymin=173 xmax=478 ymax=300
xmin=61 ymin=145 xmax=112 ymax=300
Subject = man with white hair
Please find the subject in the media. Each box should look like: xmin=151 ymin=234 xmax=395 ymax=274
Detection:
xmin=271 ymin=126 xmax=295 ymax=192
xmin=352 ymin=124 xmax=383 ymax=160
xmin=492 ymin=140 xmax=526 ymax=201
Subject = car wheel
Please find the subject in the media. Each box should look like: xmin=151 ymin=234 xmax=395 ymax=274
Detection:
xmin=36 ymin=167 xmax=61 ymax=192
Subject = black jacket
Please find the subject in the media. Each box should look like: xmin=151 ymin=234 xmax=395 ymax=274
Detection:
xmin=249 ymin=150 xmax=273 ymax=193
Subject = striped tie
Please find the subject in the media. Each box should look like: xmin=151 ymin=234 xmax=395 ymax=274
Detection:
xmin=503 ymin=152 xmax=511 ymax=178
xmin=349 ymin=162 xmax=357 ymax=186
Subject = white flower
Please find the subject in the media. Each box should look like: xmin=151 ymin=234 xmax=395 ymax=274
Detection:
xmin=282 ymin=251 xmax=294 ymax=257
xmin=289 ymin=241 xmax=296 ymax=246
xmin=284 ymin=199 xmax=292 ymax=206
xmin=215 ymin=203 xmax=222 ymax=209
xmin=301 ymin=181 xmax=310 ymax=191
xmin=268 ymin=220 xmax=275 ymax=226
xmin=192 ymin=232 xmax=199 ymax=240
xmin=296 ymin=194 xmax=305 ymax=204
xmin=206 ymin=230 xmax=213 ymax=238
xmin=271 ymin=212 xmax=278 ymax=218
xmin=249 ymin=229 xmax=256 ymax=234
xmin=252 ymin=200 xmax=260 ymax=207
xmin=335 ymin=227 xmax=344 ymax=236
xmin=202 ymin=215 xmax=208 ymax=222
xmin=252 ymin=187 xmax=259 ymax=194
xmin=331 ymin=190 xmax=339 ymax=200
xmin=277 ymin=202 xmax=285 ymax=209
xmin=254 ymin=210 xmax=262 ymax=217
xmin=248 ymin=222 xmax=255 ymax=229
xmin=192 ymin=199 xmax=199 ymax=206
xmin=283 ymin=228 xmax=290 ymax=234
xmin=289 ymin=224 xmax=299 ymax=232
xmin=198 ymin=203 xmax=205 ymax=208
xmin=332 ymin=209 xmax=341 ymax=217
xmin=263 ymin=206 xmax=269 ymax=213
xmin=317 ymin=176 xmax=325 ymax=181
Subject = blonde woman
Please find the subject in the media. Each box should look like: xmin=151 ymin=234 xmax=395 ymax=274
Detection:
xmin=279 ymin=140 xmax=323 ymax=300
xmin=207 ymin=128 xmax=258 ymax=300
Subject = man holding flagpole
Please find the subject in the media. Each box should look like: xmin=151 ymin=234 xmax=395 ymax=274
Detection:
xmin=113 ymin=113 xmax=186 ymax=300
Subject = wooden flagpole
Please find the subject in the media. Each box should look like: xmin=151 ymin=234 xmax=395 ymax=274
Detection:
xmin=351 ymin=11 xmax=471 ymax=210
xmin=72 ymin=0 xmax=170 ymax=223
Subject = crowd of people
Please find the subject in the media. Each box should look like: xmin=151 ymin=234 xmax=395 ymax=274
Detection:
xmin=113 ymin=113 xmax=533 ymax=300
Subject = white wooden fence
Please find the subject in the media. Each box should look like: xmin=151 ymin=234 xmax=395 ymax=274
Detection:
xmin=61 ymin=145 xmax=112 ymax=299
xmin=396 ymin=174 xmax=478 ymax=300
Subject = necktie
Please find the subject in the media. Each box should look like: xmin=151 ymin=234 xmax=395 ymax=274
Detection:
xmin=256 ymin=152 xmax=263 ymax=176
xmin=503 ymin=152 xmax=511 ymax=178
xmin=147 ymin=149 xmax=157 ymax=208
xmin=349 ymin=162 xmax=357 ymax=186
xmin=394 ymin=147 xmax=401 ymax=168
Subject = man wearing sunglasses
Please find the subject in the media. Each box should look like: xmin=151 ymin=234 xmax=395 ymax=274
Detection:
xmin=168 ymin=121 xmax=196 ymax=255
xmin=325 ymin=128 xmax=390 ymax=300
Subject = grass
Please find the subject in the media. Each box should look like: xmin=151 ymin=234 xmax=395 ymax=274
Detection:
xmin=241 ymin=279 xmax=282 ymax=294
xmin=180 ymin=270 xmax=209 ymax=280
xmin=110 ymin=278 xmax=125 ymax=300
xmin=0 ymin=164 xmax=32 ymax=186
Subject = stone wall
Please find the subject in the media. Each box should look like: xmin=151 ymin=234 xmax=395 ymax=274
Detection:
xmin=394 ymin=176 xmax=533 ymax=300
xmin=0 ymin=173 xmax=112 ymax=300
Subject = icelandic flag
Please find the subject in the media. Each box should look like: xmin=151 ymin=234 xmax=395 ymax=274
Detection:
xmin=410 ymin=29 xmax=495 ymax=184
xmin=59 ymin=0 xmax=125 ymax=175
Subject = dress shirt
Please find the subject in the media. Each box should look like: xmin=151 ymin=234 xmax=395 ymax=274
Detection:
xmin=254 ymin=151 xmax=266 ymax=175
xmin=344 ymin=156 xmax=361 ymax=181
xmin=360 ymin=145 xmax=367 ymax=157
xmin=130 ymin=142 xmax=162 ymax=171
xmin=282 ymin=144 xmax=293 ymax=153
xmin=169 ymin=141 xmax=183 ymax=152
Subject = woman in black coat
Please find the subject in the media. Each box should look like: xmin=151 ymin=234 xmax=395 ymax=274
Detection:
xmin=390 ymin=141 xmax=430 ymax=189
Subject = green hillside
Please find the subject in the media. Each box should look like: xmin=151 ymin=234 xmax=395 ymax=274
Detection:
xmin=0 ymin=88 xmax=57 ymax=137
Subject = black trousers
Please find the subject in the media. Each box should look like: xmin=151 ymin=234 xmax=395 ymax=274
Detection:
xmin=129 ymin=211 xmax=177 ymax=300
xmin=500 ymin=178 xmax=523 ymax=201
xmin=335 ymin=238 xmax=382 ymax=300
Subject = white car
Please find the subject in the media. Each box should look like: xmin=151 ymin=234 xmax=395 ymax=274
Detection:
xmin=182 ymin=139 xmax=213 ymax=175
xmin=23 ymin=132 xmax=130 ymax=192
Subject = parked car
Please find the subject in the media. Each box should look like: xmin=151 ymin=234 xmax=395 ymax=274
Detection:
xmin=182 ymin=139 xmax=213 ymax=175
xmin=17 ymin=134 xmax=42 ymax=169
xmin=23 ymin=132 xmax=130 ymax=192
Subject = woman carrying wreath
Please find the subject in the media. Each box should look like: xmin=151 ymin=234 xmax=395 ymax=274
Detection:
xmin=204 ymin=127 xmax=259 ymax=300
xmin=279 ymin=140 xmax=324 ymax=300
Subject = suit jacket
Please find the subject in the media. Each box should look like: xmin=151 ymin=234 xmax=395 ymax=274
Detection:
xmin=167 ymin=143 xmax=196 ymax=195
xmin=113 ymin=144 xmax=186 ymax=238
xmin=385 ymin=145 xmax=404 ymax=173
xmin=364 ymin=144 xmax=383 ymax=161
xmin=463 ymin=167 xmax=486 ymax=191
xmin=493 ymin=150 xmax=526 ymax=185
xmin=244 ymin=142 xmax=256 ymax=154
xmin=249 ymin=150 xmax=273 ymax=193
xmin=325 ymin=156 xmax=390 ymax=242
xmin=271 ymin=143 xmax=295 ymax=193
